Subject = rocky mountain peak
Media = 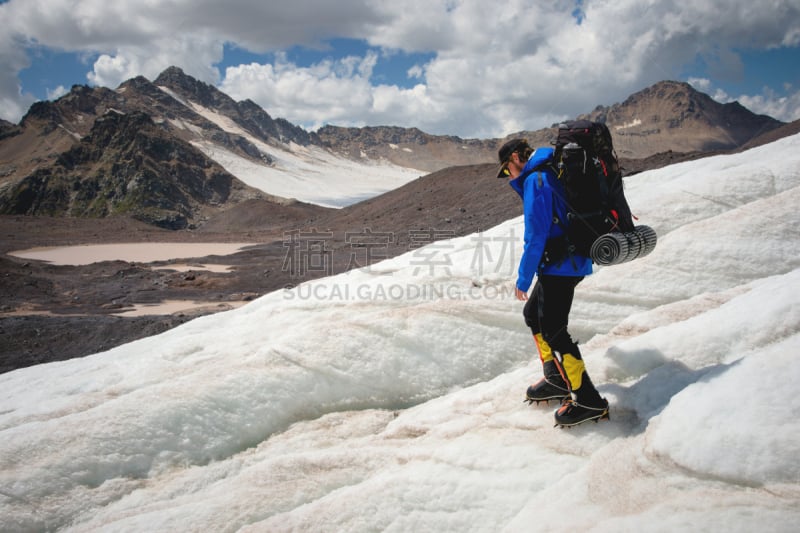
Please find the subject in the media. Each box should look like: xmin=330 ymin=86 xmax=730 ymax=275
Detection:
xmin=577 ymin=80 xmax=783 ymax=157
xmin=152 ymin=66 xmax=316 ymax=146
xmin=154 ymin=66 xmax=238 ymax=115
xmin=20 ymin=84 xmax=124 ymax=137
xmin=117 ymin=75 xmax=162 ymax=97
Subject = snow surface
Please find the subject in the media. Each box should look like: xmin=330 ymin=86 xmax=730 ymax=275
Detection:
xmin=165 ymin=93 xmax=422 ymax=208
xmin=1 ymin=134 xmax=800 ymax=531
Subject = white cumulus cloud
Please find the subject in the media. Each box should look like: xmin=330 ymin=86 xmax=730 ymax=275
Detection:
xmin=0 ymin=0 xmax=798 ymax=135
xmin=737 ymin=88 xmax=800 ymax=122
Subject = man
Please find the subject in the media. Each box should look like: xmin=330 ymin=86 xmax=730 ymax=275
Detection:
xmin=497 ymin=138 xmax=609 ymax=427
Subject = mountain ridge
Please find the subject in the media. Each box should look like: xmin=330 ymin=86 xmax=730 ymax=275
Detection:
xmin=0 ymin=67 xmax=788 ymax=231
xmin=153 ymin=66 xmax=319 ymax=147
xmin=576 ymin=80 xmax=783 ymax=157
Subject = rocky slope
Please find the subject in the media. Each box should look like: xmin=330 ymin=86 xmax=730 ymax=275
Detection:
xmin=0 ymin=118 xmax=21 ymax=141
xmin=317 ymin=125 xmax=496 ymax=172
xmin=0 ymin=110 xmax=264 ymax=228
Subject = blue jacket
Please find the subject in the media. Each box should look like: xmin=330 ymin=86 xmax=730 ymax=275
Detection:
xmin=509 ymin=147 xmax=593 ymax=292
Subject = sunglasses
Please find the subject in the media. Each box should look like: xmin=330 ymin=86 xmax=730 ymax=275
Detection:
xmin=500 ymin=151 xmax=520 ymax=176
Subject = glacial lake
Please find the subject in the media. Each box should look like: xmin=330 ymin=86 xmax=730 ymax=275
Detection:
xmin=8 ymin=242 xmax=260 ymax=317
xmin=8 ymin=242 xmax=258 ymax=266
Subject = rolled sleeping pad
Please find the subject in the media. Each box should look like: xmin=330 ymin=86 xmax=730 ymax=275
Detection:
xmin=590 ymin=225 xmax=657 ymax=266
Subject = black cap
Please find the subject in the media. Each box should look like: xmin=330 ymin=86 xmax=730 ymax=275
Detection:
xmin=496 ymin=138 xmax=530 ymax=178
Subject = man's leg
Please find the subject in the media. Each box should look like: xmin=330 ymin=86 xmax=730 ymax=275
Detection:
xmin=537 ymin=276 xmax=607 ymax=420
xmin=523 ymin=279 xmax=569 ymax=403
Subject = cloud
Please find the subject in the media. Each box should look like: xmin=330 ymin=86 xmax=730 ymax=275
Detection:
xmin=0 ymin=27 xmax=36 ymax=122
xmin=738 ymin=90 xmax=800 ymax=122
xmin=45 ymin=85 xmax=69 ymax=101
xmin=0 ymin=0 xmax=386 ymax=111
xmin=217 ymin=0 xmax=800 ymax=136
xmin=688 ymin=78 xmax=800 ymax=123
xmin=688 ymin=77 xmax=713 ymax=92
xmin=0 ymin=0 xmax=799 ymax=135
xmin=87 ymin=35 xmax=225 ymax=89
xmin=5 ymin=0 xmax=384 ymax=52
xmin=220 ymin=52 xmax=403 ymax=130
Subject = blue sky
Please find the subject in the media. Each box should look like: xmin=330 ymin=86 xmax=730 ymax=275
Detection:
xmin=15 ymin=41 xmax=435 ymax=98
xmin=2 ymin=0 xmax=799 ymax=138
xmin=681 ymin=46 xmax=800 ymax=104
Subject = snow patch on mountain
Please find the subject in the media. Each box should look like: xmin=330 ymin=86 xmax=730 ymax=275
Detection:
xmin=186 ymin=100 xmax=423 ymax=207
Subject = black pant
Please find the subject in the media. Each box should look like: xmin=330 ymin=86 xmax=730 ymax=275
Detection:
xmin=523 ymin=275 xmax=584 ymax=358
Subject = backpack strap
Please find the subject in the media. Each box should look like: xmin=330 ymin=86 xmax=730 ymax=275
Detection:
xmin=539 ymin=167 xmax=578 ymax=270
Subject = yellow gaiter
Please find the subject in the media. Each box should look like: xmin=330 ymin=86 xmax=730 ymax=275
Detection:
xmin=533 ymin=333 xmax=554 ymax=363
xmin=560 ymin=353 xmax=585 ymax=391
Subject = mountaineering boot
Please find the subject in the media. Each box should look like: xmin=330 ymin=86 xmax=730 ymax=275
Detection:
xmin=526 ymin=360 xmax=569 ymax=404
xmin=526 ymin=335 xmax=570 ymax=405
xmin=554 ymin=398 xmax=609 ymax=427
xmin=553 ymin=352 xmax=609 ymax=427
xmin=526 ymin=378 xmax=569 ymax=405
xmin=525 ymin=378 xmax=569 ymax=405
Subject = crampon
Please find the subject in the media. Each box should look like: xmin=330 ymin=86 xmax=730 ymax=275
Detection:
xmin=524 ymin=378 xmax=569 ymax=406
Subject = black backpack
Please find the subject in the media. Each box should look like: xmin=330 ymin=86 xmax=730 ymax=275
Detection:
xmin=547 ymin=120 xmax=635 ymax=260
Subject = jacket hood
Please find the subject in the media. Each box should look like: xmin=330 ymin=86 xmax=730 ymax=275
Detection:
xmin=526 ymin=147 xmax=555 ymax=170
xmin=509 ymin=147 xmax=555 ymax=197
